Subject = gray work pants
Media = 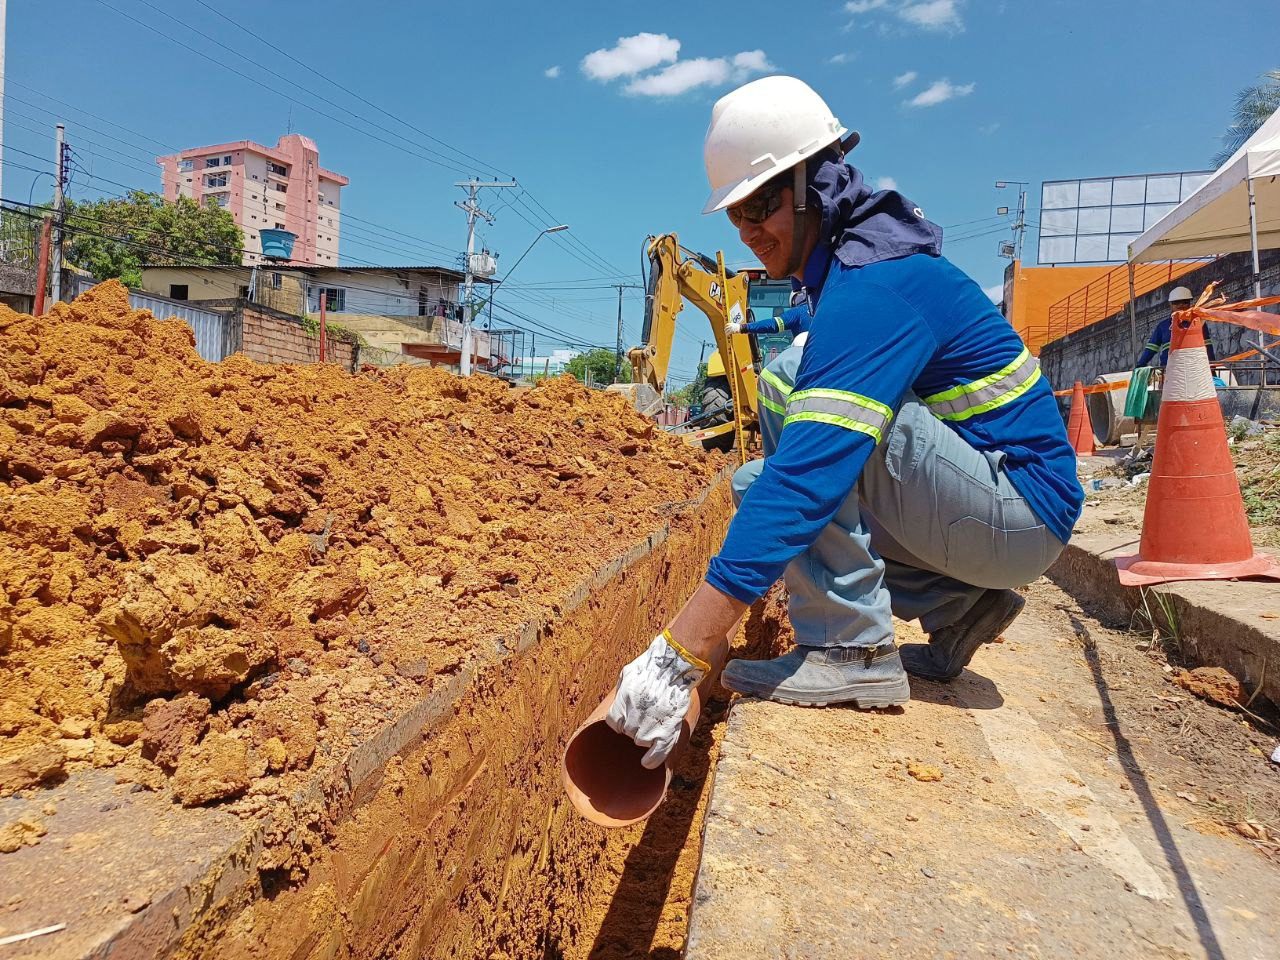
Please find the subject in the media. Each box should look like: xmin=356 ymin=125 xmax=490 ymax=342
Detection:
xmin=733 ymin=344 xmax=1064 ymax=648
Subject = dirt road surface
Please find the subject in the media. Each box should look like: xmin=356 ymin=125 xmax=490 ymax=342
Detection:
xmin=687 ymin=578 xmax=1280 ymax=960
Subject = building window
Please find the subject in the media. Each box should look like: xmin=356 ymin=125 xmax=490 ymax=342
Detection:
xmin=268 ymin=161 xmax=288 ymax=176
xmin=275 ymin=202 xmax=286 ymax=211
xmin=274 ymin=182 xmax=287 ymax=194
xmin=205 ymin=157 xmax=221 ymax=168
xmin=224 ymin=155 xmax=233 ymax=165
xmin=318 ymin=287 xmax=345 ymax=311
xmin=169 ymin=284 xmax=189 ymax=300
xmin=177 ymin=159 xmax=193 ymax=172
xmin=274 ymin=221 xmax=286 ymax=229
xmin=205 ymin=173 xmax=228 ymax=188
xmin=205 ymin=194 xmax=228 ymax=208
xmin=250 ymin=214 xmax=257 ymax=221
xmin=251 ymin=173 xmax=259 ymax=180
xmin=270 ymin=272 xmax=282 ymax=290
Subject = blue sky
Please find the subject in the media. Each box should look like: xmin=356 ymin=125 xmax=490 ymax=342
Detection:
xmin=5 ymin=0 xmax=1277 ymax=382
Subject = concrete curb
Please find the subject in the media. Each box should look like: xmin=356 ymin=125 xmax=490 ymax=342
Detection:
xmin=1047 ymin=531 xmax=1280 ymax=708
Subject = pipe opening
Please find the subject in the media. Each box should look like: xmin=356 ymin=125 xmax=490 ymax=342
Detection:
xmin=562 ymin=719 xmax=670 ymax=827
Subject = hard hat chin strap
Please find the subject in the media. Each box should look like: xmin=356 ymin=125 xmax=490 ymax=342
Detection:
xmin=784 ymin=162 xmax=808 ymax=278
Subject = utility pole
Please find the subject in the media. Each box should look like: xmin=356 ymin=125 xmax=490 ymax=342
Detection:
xmin=996 ymin=180 xmax=1029 ymax=264
xmin=455 ymin=178 xmax=516 ymax=376
xmin=611 ymin=283 xmax=642 ymax=382
xmin=51 ymin=124 xmax=67 ymax=305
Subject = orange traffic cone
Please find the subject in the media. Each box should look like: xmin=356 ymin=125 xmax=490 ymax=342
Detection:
xmin=1115 ymin=313 xmax=1280 ymax=586
xmin=1066 ymin=381 xmax=1095 ymax=456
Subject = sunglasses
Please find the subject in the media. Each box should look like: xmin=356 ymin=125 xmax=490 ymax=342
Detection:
xmin=726 ymin=179 xmax=789 ymax=227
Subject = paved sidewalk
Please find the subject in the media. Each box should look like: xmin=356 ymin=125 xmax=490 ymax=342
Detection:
xmin=686 ymin=582 xmax=1280 ymax=960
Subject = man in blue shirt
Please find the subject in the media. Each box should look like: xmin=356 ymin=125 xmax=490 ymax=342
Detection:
xmin=606 ymin=76 xmax=1083 ymax=770
xmin=1137 ymin=287 xmax=1217 ymax=368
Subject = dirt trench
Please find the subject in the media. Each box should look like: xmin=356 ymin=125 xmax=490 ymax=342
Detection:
xmin=0 ymin=282 xmax=752 ymax=958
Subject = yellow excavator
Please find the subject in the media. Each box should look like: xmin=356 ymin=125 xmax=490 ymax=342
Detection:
xmin=608 ymin=234 xmax=763 ymax=459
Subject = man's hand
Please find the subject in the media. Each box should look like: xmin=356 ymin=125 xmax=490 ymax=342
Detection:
xmin=605 ymin=632 xmax=707 ymax=769
xmin=724 ymin=321 xmax=742 ymax=336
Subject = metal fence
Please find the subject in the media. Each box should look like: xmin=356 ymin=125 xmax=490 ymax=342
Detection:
xmin=69 ymin=276 xmax=228 ymax=361
xmin=1037 ymin=257 xmax=1216 ymax=349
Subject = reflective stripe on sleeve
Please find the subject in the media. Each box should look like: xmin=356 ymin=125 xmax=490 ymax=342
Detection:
xmin=774 ymin=316 xmax=786 ymax=333
xmin=758 ymin=367 xmax=792 ymax=417
xmin=921 ymin=347 xmax=1042 ymax=422
xmin=783 ymin=387 xmax=893 ymax=442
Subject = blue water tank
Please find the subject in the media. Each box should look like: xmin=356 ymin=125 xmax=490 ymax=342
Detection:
xmin=260 ymin=229 xmax=297 ymax=260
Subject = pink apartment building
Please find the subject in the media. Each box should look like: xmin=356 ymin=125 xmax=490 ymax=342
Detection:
xmin=157 ymin=134 xmax=348 ymax=266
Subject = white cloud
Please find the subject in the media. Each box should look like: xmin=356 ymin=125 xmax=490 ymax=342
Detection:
xmin=731 ymin=49 xmax=772 ymax=73
xmin=892 ymin=70 xmax=918 ymax=88
xmin=581 ymin=33 xmax=680 ymax=82
xmin=875 ymin=176 xmax=898 ymax=191
xmin=828 ymin=52 xmax=854 ymax=65
xmin=907 ymin=78 xmax=975 ymax=107
xmin=899 ymin=0 xmax=963 ymax=30
xmin=844 ymin=0 xmax=964 ymax=32
xmin=624 ymin=49 xmax=774 ymax=97
xmin=544 ymin=65 xmax=561 ymax=79
xmin=983 ymin=283 xmax=1004 ymax=304
xmin=979 ymin=121 xmax=1001 ymax=135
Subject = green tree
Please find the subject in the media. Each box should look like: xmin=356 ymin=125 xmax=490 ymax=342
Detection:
xmin=667 ymin=362 xmax=708 ymax=407
xmin=566 ymin=348 xmax=631 ymax=385
xmin=1214 ymin=69 xmax=1280 ymax=166
xmin=64 ymin=191 xmax=243 ymax=288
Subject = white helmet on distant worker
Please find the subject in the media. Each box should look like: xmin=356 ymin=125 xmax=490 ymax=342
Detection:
xmin=702 ymin=76 xmax=859 ymax=214
xmin=1169 ymin=286 xmax=1193 ymax=303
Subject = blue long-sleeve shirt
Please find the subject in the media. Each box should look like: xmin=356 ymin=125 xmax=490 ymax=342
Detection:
xmin=705 ymin=248 xmax=1083 ymax=605
xmin=1137 ymin=316 xmax=1216 ymax=368
xmin=740 ymin=306 xmax=809 ymax=336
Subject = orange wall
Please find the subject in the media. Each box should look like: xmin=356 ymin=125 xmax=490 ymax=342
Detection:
xmin=1007 ymin=261 xmax=1112 ymax=355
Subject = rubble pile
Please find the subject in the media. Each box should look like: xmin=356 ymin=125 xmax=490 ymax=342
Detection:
xmin=0 ymin=281 xmax=717 ymax=813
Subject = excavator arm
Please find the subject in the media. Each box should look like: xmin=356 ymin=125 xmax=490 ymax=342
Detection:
xmin=625 ymin=234 xmax=760 ymax=456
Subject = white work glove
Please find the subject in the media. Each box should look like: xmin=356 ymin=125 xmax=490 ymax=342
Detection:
xmin=605 ymin=631 xmax=708 ymax=769
xmin=724 ymin=322 xmax=742 ymax=336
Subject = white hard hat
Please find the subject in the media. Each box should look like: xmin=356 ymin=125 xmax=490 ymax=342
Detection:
xmin=702 ymin=76 xmax=858 ymax=215
xmin=1169 ymin=286 xmax=1193 ymax=303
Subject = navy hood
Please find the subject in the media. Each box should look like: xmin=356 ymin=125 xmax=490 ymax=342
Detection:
xmin=806 ymin=155 xmax=942 ymax=269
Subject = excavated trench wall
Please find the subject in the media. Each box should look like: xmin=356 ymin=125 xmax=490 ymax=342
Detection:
xmin=154 ymin=477 xmax=735 ymax=960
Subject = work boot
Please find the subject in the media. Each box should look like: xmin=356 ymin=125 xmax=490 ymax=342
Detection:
xmin=899 ymin=589 xmax=1025 ymax=682
xmin=720 ymin=643 xmax=910 ymax=708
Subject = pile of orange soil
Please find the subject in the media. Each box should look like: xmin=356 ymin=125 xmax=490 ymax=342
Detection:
xmin=0 ymin=281 xmax=719 ymax=814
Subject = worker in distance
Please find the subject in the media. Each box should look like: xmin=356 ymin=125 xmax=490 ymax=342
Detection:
xmin=607 ymin=76 xmax=1083 ymax=769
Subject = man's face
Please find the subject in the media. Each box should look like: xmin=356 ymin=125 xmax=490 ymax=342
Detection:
xmin=1171 ymin=300 xmax=1192 ymax=313
xmin=728 ymin=180 xmax=795 ymax=280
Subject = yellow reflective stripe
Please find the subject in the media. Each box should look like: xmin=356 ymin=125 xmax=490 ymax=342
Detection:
xmin=784 ymin=387 xmax=892 ymax=442
xmin=788 ymin=387 xmax=892 ymax=421
xmin=936 ymin=366 xmax=1042 ymax=422
xmin=921 ymin=347 xmax=1031 ymax=406
xmin=783 ymin=411 xmax=884 ymax=441
xmin=774 ymin=316 xmax=786 ymax=333
xmin=759 ymin=394 xmax=787 ymax=416
xmin=759 ymin=367 xmax=792 ymax=397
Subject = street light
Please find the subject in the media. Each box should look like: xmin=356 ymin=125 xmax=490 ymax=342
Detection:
xmin=469 ymin=224 xmax=569 ymax=375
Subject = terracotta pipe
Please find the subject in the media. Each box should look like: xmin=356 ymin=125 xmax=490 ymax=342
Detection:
xmin=561 ymin=626 xmax=733 ymax=828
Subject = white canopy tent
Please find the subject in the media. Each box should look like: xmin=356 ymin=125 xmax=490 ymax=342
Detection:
xmin=1130 ymin=106 xmax=1280 ymax=301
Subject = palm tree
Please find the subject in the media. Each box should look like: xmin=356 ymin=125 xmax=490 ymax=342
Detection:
xmin=1213 ymin=69 xmax=1280 ymax=167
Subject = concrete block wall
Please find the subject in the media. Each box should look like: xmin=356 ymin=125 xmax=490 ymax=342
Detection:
xmin=239 ymin=304 xmax=358 ymax=371
xmin=1040 ymin=250 xmax=1280 ymax=391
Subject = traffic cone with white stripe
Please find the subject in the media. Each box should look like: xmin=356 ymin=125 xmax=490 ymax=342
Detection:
xmin=1115 ymin=311 xmax=1280 ymax=586
xmin=1066 ymin=381 xmax=1095 ymax=456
